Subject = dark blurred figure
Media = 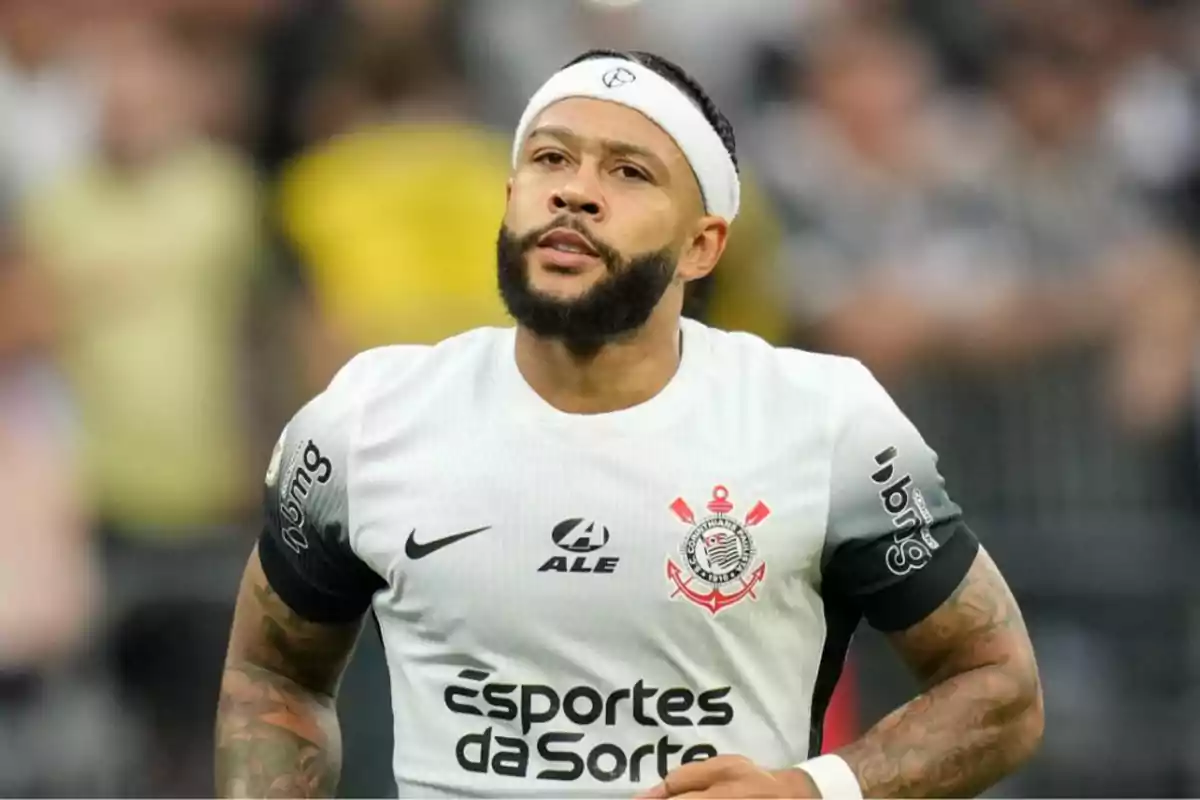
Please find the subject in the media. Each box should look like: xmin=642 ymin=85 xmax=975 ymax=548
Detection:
xmin=294 ymin=0 xmax=471 ymax=143
xmin=753 ymin=16 xmax=1004 ymax=380
xmin=257 ymin=0 xmax=468 ymax=173
xmin=273 ymin=0 xmax=512 ymax=397
xmin=978 ymin=34 xmax=1200 ymax=798
xmin=1088 ymin=0 xmax=1200 ymax=241
xmin=18 ymin=15 xmax=264 ymax=797
xmin=994 ymin=0 xmax=1200 ymax=234
xmin=983 ymin=36 xmax=1199 ymax=444
xmin=757 ymin=11 xmax=1200 ymax=797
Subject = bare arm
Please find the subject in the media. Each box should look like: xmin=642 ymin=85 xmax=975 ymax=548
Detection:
xmin=824 ymin=548 xmax=1043 ymax=798
xmin=636 ymin=547 xmax=1041 ymax=800
xmin=652 ymin=367 xmax=1042 ymax=800
xmin=215 ymin=546 xmax=365 ymax=798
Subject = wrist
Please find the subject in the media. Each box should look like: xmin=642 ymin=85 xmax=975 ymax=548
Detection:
xmin=772 ymin=766 xmax=822 ymax=798
xmin=792 ymin=753 xmax=863 ymax=799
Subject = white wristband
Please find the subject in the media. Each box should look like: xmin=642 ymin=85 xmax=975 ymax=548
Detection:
xmin=796 ymin=754 xmax=863 ymax=799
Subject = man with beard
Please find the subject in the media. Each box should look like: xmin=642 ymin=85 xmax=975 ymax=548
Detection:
xmin=215 ymin=50 xmax=1043 ymax=799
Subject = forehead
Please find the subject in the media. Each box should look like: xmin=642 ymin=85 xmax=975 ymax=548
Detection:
xmin=526 ymin=97 xmax=691 ymax=171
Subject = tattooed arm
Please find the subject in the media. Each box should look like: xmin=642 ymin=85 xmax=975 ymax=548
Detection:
xmin=804 ymin=364 xmax=1043 ymax=797
xmin=644 ymin=366 xmax=1041 ymax=799
xmin=215 ymin=547 xmax=364 ymax=798
xmin=648 ymin=548 xmax=1043 ymax=800
xmin=219 ymin=356 xmax=387 ymax=797
xmin=823 ymin=548 xmax=1043 ymax=798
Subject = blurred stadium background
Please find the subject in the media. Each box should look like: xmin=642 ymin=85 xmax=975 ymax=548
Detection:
xmin=1 ymin=0 xmax=1199 ymax=796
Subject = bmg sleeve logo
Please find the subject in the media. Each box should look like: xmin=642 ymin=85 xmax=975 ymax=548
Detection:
xmin=871 ymin=446 xmax=939 ymax=576
xmin=277 ymin=439 xmax=333 ymax=554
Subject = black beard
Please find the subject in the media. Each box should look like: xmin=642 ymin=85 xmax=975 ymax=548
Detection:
xmin=496 ymin=218 xmax=675 ymax=359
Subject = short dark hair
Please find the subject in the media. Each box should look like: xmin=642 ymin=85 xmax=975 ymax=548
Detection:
xmin=563 ymin=49 xmax=739 ymax=174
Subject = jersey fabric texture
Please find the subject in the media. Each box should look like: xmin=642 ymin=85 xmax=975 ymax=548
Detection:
xmin=259 ymin=319 xmax=980 ymax=797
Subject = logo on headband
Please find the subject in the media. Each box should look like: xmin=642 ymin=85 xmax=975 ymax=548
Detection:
xmin=602 ymin=67 xmax=637 ymax=89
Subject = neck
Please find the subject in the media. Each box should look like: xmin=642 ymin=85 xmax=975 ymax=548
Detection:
xmin=514 ymin=306 xmax=685 ymax=415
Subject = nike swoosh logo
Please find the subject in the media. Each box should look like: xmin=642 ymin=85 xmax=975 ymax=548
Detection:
xmin=405 ymin=526 xmax=492 ymax=560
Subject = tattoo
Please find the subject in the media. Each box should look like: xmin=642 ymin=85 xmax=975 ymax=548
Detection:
xmin=215 ymin=548 xmax=363 ymax=798
xmin=216 ymin=662 xmax=340 ymax=799
xmin=837 ymin=549 xmax=1043 ymax=798
xmin=246 ymin=582 xmax=356 ymax=695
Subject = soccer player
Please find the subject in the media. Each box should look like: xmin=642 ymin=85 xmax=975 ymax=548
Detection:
xmin=216 ymin=50 xmax=1043 ymax=799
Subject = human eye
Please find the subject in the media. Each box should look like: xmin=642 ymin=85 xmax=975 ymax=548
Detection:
xmin=533 ymin=150 xmax=569 ymax=167
xmin=615 ymin=163 xmax=651 ymax=182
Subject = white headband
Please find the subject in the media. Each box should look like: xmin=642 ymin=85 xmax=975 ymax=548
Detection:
xmin=512 ymin=57 xmax=740 ymax=222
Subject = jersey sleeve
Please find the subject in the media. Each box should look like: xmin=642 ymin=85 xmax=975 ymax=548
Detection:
xmin=821 ymin=362 xmax=980 ymax=632
xmin=257 ymin=360 xmax=386 ymax=623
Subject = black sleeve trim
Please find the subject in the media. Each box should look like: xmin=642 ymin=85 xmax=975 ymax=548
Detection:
xmin=257 ymin=527 xmax=382 ymax=624
xmin=862 ymin=522 xmax=981 ymax=633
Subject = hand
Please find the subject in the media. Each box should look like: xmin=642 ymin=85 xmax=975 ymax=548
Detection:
xmin=637 ymin=754 xmax=822 ymax=798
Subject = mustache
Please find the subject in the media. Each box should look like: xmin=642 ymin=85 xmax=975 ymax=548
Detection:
xmin=516 ymin=216 xmax=622 ymax=269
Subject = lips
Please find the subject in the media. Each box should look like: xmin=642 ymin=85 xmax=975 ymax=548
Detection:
xmin=536 ymin=228 xmax=599 ymax=257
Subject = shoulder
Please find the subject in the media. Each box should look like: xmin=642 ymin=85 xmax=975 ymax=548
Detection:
xmin=302 ymin=327 xmax=510 ymax=432
xmin=262 ymin=342 xmax=433 ymax=555
xmin=690 ymin=323 xmax=912 ymax=476
xmin=266 ymin=345 xmax=418 ymax=485
xmin=263 ymin=328 xmax=510 ymax=549
xmin=692 ymin=320 xmax=874 ymax=411
xmin=354 ymin=325 xmax=510 ymax=394
xmin=280 ymin=325 xmax=509 ymax=441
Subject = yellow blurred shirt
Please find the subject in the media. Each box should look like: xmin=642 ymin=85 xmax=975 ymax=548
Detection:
xmin=279 ymin=122 xmax=514 ymax=350
xmin=701 ymin=173 xmax=788 ymax=345
xmin=21 ymin=141 xmax=261 ymax=531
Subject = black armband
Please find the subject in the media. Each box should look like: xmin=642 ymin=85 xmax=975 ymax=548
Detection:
xmin=258 ymin=527 xmax=384 ymax=624
xmin=845 ymin=520 xmax=980 ymax=633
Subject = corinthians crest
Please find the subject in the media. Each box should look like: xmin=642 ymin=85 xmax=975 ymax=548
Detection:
xmin=666 ymin=485 xmax=770 ymax=614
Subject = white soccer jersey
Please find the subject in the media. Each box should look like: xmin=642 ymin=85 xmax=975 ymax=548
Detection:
xmin=260 ymin=319 xmax=979 ymax=798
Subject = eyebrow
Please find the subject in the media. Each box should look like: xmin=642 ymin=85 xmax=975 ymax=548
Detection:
xmin=527 ymin=125 xmax=668 ymax=174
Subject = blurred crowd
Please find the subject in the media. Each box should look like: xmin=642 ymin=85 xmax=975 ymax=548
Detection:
xmin=0 ymin=0 xmax=1198 ymax=797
